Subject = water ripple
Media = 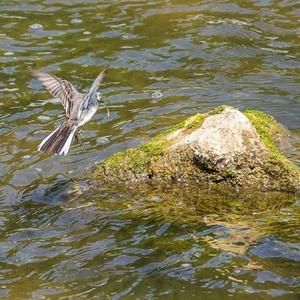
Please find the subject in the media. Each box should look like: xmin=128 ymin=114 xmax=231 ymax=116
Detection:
xmin=0 ymin=0 xmax=299 ymax=298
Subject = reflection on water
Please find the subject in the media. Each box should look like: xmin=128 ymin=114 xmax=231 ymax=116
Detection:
xmin=0 ymin=0 xmax=300 ymax=299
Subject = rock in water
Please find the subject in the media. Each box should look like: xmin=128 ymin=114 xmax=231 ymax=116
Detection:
xmin=171 ymin=107 xmax=266 ymax=171
xmin=93 ymin=106 xmax=300 ymax=192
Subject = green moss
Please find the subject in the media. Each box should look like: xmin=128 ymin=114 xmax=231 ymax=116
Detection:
xmin=244 ymin=109 xmax=299 ymax=174
xmin=102 ymin=110 xmax=214 ymax=174
xmin=175 ymin=105 xmax=232 ymax=132
xmin=157 ymin=105 xmax=230 ymax=137
xmin=225 ymin=168 xmax=237 ymax=177
xmin=209 ymin=105 xmax=232 ymax=115
xmin=102 ymin=132 xmax=168 ymax=174
xmin=95 ymin=105 xmax=299 ymax=191
xmin=102 ymin=106 xmax=241 ymax=175
xmin=184 ymin=113 xmax=206 ymax=129
xmin=156 ymin=112 xmax=206 ymax=138
xmin=132 ymin=138 xmax=166 ymax=172
xmin=102 ymin=152 xmax=126 ymax=169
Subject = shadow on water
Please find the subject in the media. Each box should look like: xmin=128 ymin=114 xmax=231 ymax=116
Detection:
xmin=18 ymin=176 xmax=300 ymax=257
xmin=70 ymin=180 xmax=299 ymax=255
xmin=1 ymin=171 xmax=300 ymax=298
xmin=17 ymin=178 xmax=297 ymax=299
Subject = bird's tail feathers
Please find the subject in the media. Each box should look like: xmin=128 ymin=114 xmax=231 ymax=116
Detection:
xmin=38 ymin=121 xmax=77 ymax=156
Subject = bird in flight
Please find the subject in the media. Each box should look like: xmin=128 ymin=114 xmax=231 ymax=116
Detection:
xmin=30 ymin=68 xmax=107 ymax=156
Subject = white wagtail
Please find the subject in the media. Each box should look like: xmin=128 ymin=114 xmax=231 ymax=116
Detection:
xmin=31 ymin=68 xmax=107 ymax=156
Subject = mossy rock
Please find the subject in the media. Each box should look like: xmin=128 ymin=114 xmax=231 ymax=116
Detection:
xmin=92 ymin=106 xmax=300 ymax=192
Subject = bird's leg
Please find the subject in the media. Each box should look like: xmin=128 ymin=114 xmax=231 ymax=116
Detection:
xmin=74 ymin=129 xmax=84 ymax=147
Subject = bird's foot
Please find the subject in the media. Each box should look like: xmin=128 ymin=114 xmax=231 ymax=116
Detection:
xmin=74 ymin=131 xmax=84 ymax=148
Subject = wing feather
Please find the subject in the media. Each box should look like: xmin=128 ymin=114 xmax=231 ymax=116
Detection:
xmin=81 ymin=68 xmax=107 ymax=112
xmin=30 ymin=69 xmax=82 ymax=117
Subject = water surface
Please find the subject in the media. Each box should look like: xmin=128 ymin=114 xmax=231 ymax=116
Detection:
xmin=0 ymin=0 xmax=300 ymax=299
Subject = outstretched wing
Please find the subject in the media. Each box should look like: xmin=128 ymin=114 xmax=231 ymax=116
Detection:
xmin=81 ymin=68 xmax=107 ymax=111
xmin=30 ymin=69 xmax=82 ymax=117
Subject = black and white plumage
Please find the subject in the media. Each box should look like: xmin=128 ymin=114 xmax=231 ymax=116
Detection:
xmin=31 ymin=68 xmax=107 ymax=156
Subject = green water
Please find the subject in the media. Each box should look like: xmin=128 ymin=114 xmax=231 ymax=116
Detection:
xmin=0 ymin=0 xmax=300 ymax=299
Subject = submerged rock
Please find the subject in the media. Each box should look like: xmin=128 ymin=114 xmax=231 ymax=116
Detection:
xmin=92 ymin=106 xmax=300 ymax=192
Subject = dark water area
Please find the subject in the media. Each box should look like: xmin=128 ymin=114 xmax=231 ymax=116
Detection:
xmin=0 ymin=0 xmax=300 ymax=299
